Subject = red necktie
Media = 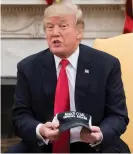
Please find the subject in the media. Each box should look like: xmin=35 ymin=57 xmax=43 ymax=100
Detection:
xmin=53 ymin=59 xmax=70 ymax=153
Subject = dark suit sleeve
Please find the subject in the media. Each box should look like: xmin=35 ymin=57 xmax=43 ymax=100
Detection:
xmin=99 ymin=58 xmax=129 ymax=149
xmin=12 ymin=62 xmax=40 ymax=143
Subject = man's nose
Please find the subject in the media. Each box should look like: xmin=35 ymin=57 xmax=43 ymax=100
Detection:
xmin=52 ymin=26 xmax=60 ymax=36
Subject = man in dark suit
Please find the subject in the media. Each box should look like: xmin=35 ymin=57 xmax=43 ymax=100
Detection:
xmin=9 ymin=2 xmax=130 ymax=153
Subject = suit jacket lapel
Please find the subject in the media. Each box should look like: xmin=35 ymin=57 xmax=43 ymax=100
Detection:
xmin=41 ymin=49 xmax=57 ymax=104
xmin=75 ymin=44 xmax=92 ymax=111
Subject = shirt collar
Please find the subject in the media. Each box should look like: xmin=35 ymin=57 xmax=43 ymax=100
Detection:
xmin=54 ymin=46 xmax=79 ymax=70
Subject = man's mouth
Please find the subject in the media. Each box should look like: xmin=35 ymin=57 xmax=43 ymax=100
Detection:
xmin=53 ymin=40 xmax=61 ymax=47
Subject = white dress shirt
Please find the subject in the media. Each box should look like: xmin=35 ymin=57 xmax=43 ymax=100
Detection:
xmin=54 ymin=46 xmax=82 ymax=143
xmin=36 ymin=46 xmax=102 ymax=146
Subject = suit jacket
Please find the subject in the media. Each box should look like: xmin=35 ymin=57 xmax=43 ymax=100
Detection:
xmin=12 ymin=44 xmax=129 ymax=150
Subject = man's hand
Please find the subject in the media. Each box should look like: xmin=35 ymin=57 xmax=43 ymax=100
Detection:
xmin=80 ymin=126 xmax=103 ymax=145
xmin=39 ymin=122 xmax=60 ymax=141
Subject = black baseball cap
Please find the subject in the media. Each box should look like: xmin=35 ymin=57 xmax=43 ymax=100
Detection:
xmin=56 ymin=111 xmax=92 ymax=132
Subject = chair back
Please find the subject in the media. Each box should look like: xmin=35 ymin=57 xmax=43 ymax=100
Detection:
xmin=93 ymin=33 xmax=133 ymax=152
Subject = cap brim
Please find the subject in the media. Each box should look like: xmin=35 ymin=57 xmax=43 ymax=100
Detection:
xmin=59 ymin=121 xmax=92 ymax=132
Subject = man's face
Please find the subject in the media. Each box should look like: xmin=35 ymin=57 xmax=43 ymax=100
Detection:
xmin=44 ymin=14 xmax=79 ymax=57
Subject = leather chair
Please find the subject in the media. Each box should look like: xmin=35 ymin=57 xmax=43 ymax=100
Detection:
xmin=93 ymin=33 xmax=133 ymax=152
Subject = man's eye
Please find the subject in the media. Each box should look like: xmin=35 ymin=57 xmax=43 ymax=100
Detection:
xmin=46 ymin=25 xmax=53 ymax=29
xmin=60 ymin=24 xmax=68 ymax=28
xmin=48 ymin=26 xmax=53 ymax=28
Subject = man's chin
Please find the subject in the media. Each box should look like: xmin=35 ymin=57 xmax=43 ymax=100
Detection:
xmin=50 ymin=48 xmax=64 ymax=55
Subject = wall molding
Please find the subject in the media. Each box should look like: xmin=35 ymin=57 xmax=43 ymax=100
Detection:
xmin=1 ymin=0 xmax=126 ymax=77
xmin=1 ymin=4 xmax=125 ymax=39
xmin=1 ymin=0 xmax=126 ymax=5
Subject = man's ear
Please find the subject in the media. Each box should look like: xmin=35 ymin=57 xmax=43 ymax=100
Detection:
xmin=76 ymin=28 xmax=83 ymax=40
xmin=76 ymin=23 xmax=84 ymax=40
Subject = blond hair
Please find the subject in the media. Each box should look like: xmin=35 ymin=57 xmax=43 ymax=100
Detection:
xmin=43 ymin=2 xmax=84 ymax=30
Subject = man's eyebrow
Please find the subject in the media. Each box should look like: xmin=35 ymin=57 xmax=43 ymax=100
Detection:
xmin=45 ymin=21 xmax=53 ymax=24
xmin=60 ymin=18 xmax=68 ymax=22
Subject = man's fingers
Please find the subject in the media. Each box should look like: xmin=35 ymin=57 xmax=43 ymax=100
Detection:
xmin=80 ymin=133 xmax=95 ymax=144
xmin=80 ymin=126 xmax=102 ymax=144
xmin=52 ymin=121 xmax=60 ymax=129
xmin=91 ymin=132 xmax=102 ymax=141
xmin=49 ymin=133 xmax=60 ymax=141
xmin=48 ymin=129 xmax=60 ymax=141
xmin=45 ymin=128 xmax=59 ymax=138
xmin=90 ymin=126 xmax=100 ymax=132
xmin=47 ymin=128 xmax=59 ymax=137
xmin=45 ymin=122 xmax=59 ymax=129
xmin=45 ymin=122 xmax=53 ymax=128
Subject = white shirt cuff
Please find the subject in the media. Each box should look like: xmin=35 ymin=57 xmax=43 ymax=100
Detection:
xmin=36 ymin=123 xmax=49 ymax=145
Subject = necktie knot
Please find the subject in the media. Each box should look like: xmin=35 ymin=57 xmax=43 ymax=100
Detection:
xmin=60 ymin=59 xmax=69 ymax=68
